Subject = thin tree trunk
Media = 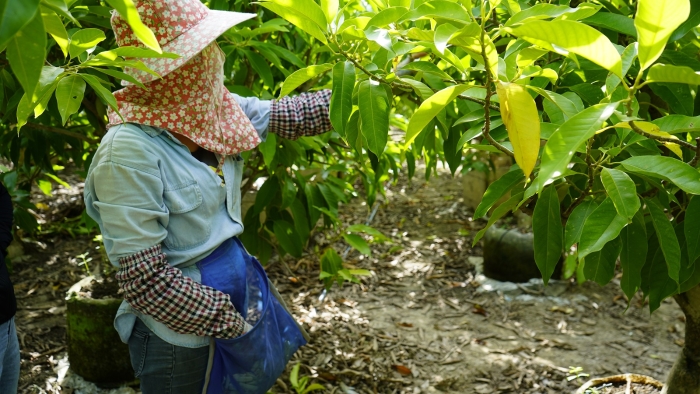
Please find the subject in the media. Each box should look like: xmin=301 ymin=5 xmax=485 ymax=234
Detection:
xmin=662 ymin=284 xmax=700 ymax=394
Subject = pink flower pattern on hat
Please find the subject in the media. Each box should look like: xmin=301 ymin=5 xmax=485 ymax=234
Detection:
xmin=111 ymin=0 xmax=254 ymax=84
xmin=108 ymin=0 xmax=261 ymax=158
xmin=107 ymin=44 xmax=261 ymax=157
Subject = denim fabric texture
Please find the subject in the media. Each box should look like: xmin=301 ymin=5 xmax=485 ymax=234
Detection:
xmin=84 ymin=95 xmax=270 ymax=348
xmin=0 ymin=318 xmax=20 ymax=394
xmin=128 ymin=318 xmax=209 ymax=394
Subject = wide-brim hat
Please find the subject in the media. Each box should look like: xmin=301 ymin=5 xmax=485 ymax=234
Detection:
xmin=111 ymin=0 xmax=254 ymax=84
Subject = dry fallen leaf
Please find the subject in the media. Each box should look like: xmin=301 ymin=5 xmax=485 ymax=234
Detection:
xmin=472 ymin=304 xmax=488 ymax=317
xmin=397 ymin=322 xmax=414 ymax=328
xmin=391 ymin=364 xmax=412 ymax=376
xmin=318 ymin=372 xmax=337 ymax=381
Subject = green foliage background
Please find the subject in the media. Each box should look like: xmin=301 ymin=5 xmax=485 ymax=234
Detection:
xmin=3 ymin=0 xmax=700 ymax=306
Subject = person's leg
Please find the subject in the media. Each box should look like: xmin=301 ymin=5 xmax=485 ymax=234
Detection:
xmin=0 ymin=318 xmax=21 ymax=393
xmin=128 ymin=318 xmax=209 ymax=394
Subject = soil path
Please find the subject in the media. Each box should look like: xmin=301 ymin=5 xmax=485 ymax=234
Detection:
xmin=12 ymin=167 xmax=683 ymax=393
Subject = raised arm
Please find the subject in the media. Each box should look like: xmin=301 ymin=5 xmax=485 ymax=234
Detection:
xmin=233 ymin=90 xmax=332 ymax=141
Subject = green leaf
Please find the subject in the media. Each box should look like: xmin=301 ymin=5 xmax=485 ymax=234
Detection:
xmin=290 ymin=198 xmax=310 ymax=245
xmin=600 ymin=168 xmax=640 ymax=221
xmin=401 ymin=61 xmax=453 ymax=80
xmin=16 ymin=65 xmax=63 ymax=128
xmin=258 ymin=133 xmax=276 ymax=168
xmin=0 ymin=0 xmax=39 ymax=49
xmin=473 ymin=191 xmax=524 ymax=246
xmin=358 ymin=80 xmax=390 ymax=156
xmin=399 ymin=1 xmax=470 ymax=24
xmin=620 ymin=210 xmax=647 ymax=300
xmin=346 ymin=224 xmax=385 ymax=239
xmin=641 ymin=235 xmax=678 ymax=313
xmin=534 ymin=103 xmax=617 ymax=194
xmin=506 ymin=3 xmax=600 ymax=26
xmin=321 ymin=0 xmax=338 ymax=24
xmin=242 ymin=50 xmax=275 ymax=90
xmin=578 ymin=198 xmax=628 ymax=259
xmin=97 ymin=47 xmax=179 ymax=60
xmin=646 ymin=198 xmax=681 ymax=284
xmin=6 ymin=12 xmax=45 ymax=100
xmin=320 ymin=247 xmax=343 ymax=288
xmin=55 ymin=75 xmax=86 ymax=125
xmin=620 ymin=156 xmax=700 ymax=195
xmin=40 ymin=0 xmax=78 ymax=25
xmin=405 ymin=85 xmax=472 ymax=147
xmin=41 ymin=10 xmax=69 ymax=57
xmin=290 ymin=363 xmax=300 ymax=388
xmin=605 ymin=43 xmax=638 ymax=94
xmin=273 ymin=220 xmax=303 ymax=258
xmin=343 ymin=234 xmax=371 ymax=256
xmin=533 ymin=185 xmax=563 ymax=285
xmin=68 ymin=28 xmax=106 ymax=59
xmin=279 ymin=63 xmax=332 ymax=98
xmin=686 ymin=196 xmax=700 ymax=264
xmin=90 ymin=67 xmax=145 ymax=88
xmin=583 ymin=235 xmax=621 ymax=286
xmin=80 ymin=74 xmax=119 ymax=113
xmin=581 ymin=13 xmax=636 ymax=37
xmin=473 ymin=166 xmax=524 ymax=219
xmin=434 ymin=23 xmax=459 ymax=54
xmin=649 ymin=83 xmax=694 ymax=116
xmin=330 ymin=61 xmax=355 ymax=138
xmin=258 ymin=1 xmax=328 ymax=43
xmin=646 ymin=64 xmax=700 ymax=85
xmin=399 ymin=78 xmax=434 ymax=101
xmin=670 ymin=0 xmax=700 ymax=41
xmin=635 ymin=0 xmax=691 ymax=71
xmin=505 ymin=20 xmax=622 ymax=77
xmin=366 ymin=7 xmax=409 ymax=28
xmin=564 ymin=199 xmax=597 ymax=249
xmin=104 ymin=0 xmax=161 ymax=52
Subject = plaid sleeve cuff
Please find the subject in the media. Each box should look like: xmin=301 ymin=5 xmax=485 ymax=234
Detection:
xmin=116 ymin=245 xmax=246 ymax=339
xmin=268 ymin=89 xmax=332 ymax=140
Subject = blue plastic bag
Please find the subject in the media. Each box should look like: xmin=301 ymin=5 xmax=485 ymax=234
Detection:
xmin=196 ymin=238 xmax=307 ymax=394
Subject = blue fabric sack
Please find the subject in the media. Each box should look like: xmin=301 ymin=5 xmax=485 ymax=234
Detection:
xmin=196 ymin=238 xmax=307 ymax=394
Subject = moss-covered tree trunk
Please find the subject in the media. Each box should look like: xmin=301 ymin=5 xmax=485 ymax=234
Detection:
xmin=663 ymin=284 xmax=700 ymax=394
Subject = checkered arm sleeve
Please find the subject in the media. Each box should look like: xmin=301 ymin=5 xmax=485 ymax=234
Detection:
xmin=268 ymin=89 xmax=332 ymax=140
xmin=116 ymin=244 xmax=246 ymax=339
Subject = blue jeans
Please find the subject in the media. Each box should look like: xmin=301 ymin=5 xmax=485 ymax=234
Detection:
xmin=128 ymin=318 xmax=209 ymax=394
xmin=0 ymin=317 xmax=20 ymax=394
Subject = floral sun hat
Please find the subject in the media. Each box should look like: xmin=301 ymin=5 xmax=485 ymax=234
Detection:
xmin=111 ymin=0 xmax=255 ymax=84
xmin=107 ymin=0 xmax=262 ymax=158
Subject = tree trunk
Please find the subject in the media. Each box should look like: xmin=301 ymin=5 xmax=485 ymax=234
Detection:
xmin=662 ymin=284 xmax=700 ymax=394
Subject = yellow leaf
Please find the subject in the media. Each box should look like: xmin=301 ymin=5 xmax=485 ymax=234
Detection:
xmin=615 ymin=121 xmax=683 ymax=157
xmin=505 ymin=20 xmax=622 ymax=77
xmin=496 ymin=81 xmax=541 ymax=178
xmin=664 ymin=143 xmax=684 ymax=159
xmin=635 ymin=0 xmax=691 ymax=71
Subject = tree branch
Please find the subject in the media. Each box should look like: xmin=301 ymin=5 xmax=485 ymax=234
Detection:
xmin=690 ymin=137 xmax=700 ymax=167
xmin=629 ymin=120 xmax=696 ymax=150
xmin=479 ymin=26 xmax=513 ymax=158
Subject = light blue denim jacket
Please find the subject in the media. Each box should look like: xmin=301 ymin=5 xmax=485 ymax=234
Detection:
xmin=84 ymin=95 xmax=270 ymax=348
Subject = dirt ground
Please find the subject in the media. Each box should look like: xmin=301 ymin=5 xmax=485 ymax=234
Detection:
xmin=9 ymin=166 xmax=684 ymax=394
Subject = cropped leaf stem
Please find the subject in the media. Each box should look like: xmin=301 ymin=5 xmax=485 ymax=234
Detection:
xmin=624 ymin=79 xmax=700 ymax=166
xmin=478 ymin=19 xmax=513 ymax=158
